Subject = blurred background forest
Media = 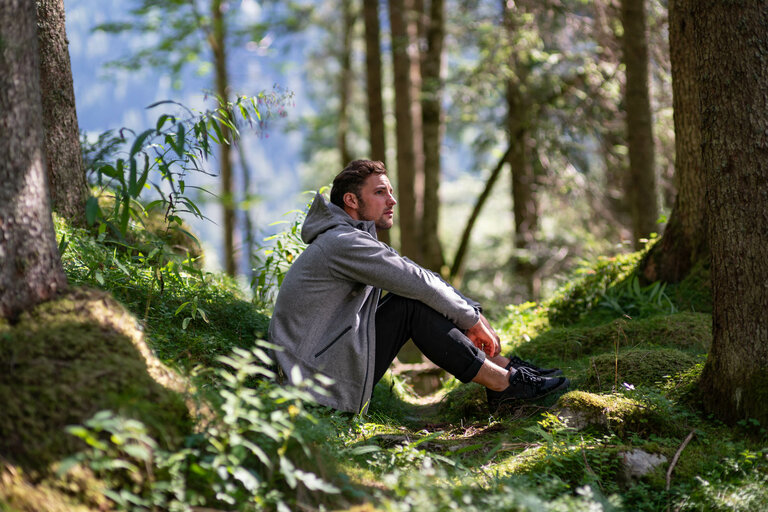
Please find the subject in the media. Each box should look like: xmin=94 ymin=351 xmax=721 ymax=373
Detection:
xmin=67 ymin=0 xmax=674 ymax=315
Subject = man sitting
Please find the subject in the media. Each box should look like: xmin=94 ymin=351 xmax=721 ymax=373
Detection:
xmin=269 ymin=160 xmax=568 ymax=413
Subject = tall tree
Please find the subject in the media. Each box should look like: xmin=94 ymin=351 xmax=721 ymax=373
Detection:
xmin=420 ymin=0 xmax=446 ymax=272
xmin=0 ymin=0 xmax=68 ymax=320
xmin=388 ymin=0 xmax=424 ymax=263
xmin=621 ymin=0 xmax=658 ymax=248
xmin=502 ymin=0 xmax=539 ymax=298
xmin=696 ymin=1 xmax=768 ymax=425
xmin=364 ymin=0 xmax=390 ymax=246
xmin=338 ymin=0 xmax=355 ymax=167
xmin=640 ymin=0 xmax=705 ymax=283
xmin=210 ymin=0 xmax=238 ymax=276
xmin=36 ymin=0 xmax=88 ymax=226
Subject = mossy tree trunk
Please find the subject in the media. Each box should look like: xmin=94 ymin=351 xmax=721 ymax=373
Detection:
xmin=696 ymin=1 xmax=768 ymax=425
xmin=363 ymin=0 xmax=390 ymax=245
xmin=36 ymin=0 xmax=88 ymax=227
xmin=641 ymin=0 xmax=707 ymax=284
xmin=0 ymin=0 xmax=68 ymax=320
xmin=622 ymin=0 xmax=658 ymax=249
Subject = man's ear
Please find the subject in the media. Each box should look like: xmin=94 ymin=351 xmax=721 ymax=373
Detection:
xmin=343 ymin=192 xmax=358 ymax=210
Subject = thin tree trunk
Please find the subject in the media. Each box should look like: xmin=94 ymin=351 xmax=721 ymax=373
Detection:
xmin=338 ymin=0 xmax=354 ymax=167
xmin=641 ymin=0 xmax=706 ymax=283
xmin=450 ymin=146 xmax=512 ymax=284
xmin=0 ymin=0 xmax=68 ymax=320
xmin=622 ymin=0 xmax=658 ymax=248
xmin=503 ymin=1 xmax=537 ymax=299
xmin=36 ymin=0 xmax=88 ymax=226
xmin=237 ymin=140 xmax=254 ymax=281
xmin=697 ymin=0 xmax=768 ymax=426
xmin=388 ymin=0 xmax=423 ymax=262
xmin=363 ymin=0 xmax=390 ymax=245
xmin=210 ymin=0 xmax=236 ymax=276
xmin=420 ymin=0 xmax=445 ymax=272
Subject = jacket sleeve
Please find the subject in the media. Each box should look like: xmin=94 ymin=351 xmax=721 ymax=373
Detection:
xmin=321 ymin=229 xmax=480 ymax=330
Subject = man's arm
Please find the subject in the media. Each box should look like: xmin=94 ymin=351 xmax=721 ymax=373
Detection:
xmin=323 ymin=230 xmax=480 ymax=330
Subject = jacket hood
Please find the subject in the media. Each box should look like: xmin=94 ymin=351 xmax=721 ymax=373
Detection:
xmin=301 ymin=193 xmax=377 ymax=244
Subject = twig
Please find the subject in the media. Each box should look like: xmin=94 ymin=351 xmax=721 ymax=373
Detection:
xmin=666 ymin=429 xmax=696 ymax=511
xmin=591 ymin=357 xmax=601 ymax=389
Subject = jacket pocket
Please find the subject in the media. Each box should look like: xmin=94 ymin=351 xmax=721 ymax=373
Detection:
xmin=314 ymin=325 xmax=352 ymax=358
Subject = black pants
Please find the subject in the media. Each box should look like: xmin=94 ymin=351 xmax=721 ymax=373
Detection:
xmin=373 ymin=294 xmax=486 ymax=386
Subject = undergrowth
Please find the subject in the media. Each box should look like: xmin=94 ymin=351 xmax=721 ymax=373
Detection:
xmin=6 ymin=208 xmax=766 ymax=512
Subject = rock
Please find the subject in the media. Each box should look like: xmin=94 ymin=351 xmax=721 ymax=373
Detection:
xmin=621 ymin=449 xmax=667 ymax=479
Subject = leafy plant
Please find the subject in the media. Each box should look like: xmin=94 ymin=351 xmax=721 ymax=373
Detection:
xmin=599 ymin=275 xmax=678 ymax=319
xmin=62 ymin=343 xmax=340 ymax=512
xmin=250 ymin=192 xmax=318 ymax=307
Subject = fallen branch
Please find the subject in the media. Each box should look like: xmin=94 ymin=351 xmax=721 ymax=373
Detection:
xmin=666 ymin=429 xmax=696 ymax=506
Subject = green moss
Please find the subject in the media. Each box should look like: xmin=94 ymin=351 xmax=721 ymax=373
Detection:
xmin=670 ymin=258 xmax=712 ymax=314
xmin=545 ymin=251 xmax=642 ymax=327
xmin=556 ymin=391 xmax=670 ymax=438
xmin=581 ymin=349 xmax=702 ymax=392
xmin=514 ymin=312 xmax=711 ymax=363
xmin=54 ymin=214 xmax=270 ymax=371
xmin=0 ymin=288 xmax=191 ymax=472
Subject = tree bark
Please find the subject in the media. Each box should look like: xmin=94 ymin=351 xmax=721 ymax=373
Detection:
xmin=363 ymin=0 xmax=390 ymax=245
xmin=36 ymin=0 xmax=88 ymax=226
xmin=641 ymin=0 xmax=706 ymax=283
xmin=0 ymin=0 xmax=68 ymax=320
xmin=503 ymin=1 xmax=538 ymax=299
xmin=210 ymin=0 xmax=237 ymax=276
xmin=338 ymin=0 xmax=355 ymax=167
xmin=420 ymin=0 xmax=445 ymax=272
xmin=388 ymin=0 xmax=424 ymax=262
xmin=696 ymin=1 xmax=768 ymax=425
xmin=622 ymin=0 xmax=658 ymax=249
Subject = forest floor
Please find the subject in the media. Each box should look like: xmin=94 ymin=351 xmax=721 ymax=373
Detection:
xmin=2 ymin=217 xmax=768 ymax=511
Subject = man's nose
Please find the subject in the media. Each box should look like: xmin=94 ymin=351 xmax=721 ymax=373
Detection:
xmin=387 ymin=193 xmax=397 ymax=206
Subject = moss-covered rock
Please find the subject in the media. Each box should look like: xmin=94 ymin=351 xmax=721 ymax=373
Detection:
xmin=0 ymin=288 xmax=191 ymax=472
xmin=555 ymin=391 xmax=669 ymax=437
xmin=515 ymin=312 xmax=711 ymax=363
xmin=581 ymin=349 xmax=702 ymax=392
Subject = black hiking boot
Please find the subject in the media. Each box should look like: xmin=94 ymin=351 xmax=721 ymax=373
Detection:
xmin=487 ymin=367 xmax=570 ymax=412
xmin=506 ymin=355 xmax=563 ymax=377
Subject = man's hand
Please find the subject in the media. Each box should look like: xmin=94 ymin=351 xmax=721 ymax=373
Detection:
xmin=465 ymin=314 xmax=501 ymax=357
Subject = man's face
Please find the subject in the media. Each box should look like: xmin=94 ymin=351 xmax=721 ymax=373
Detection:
xmin=346 ymin=173 xmax=397 ymax=231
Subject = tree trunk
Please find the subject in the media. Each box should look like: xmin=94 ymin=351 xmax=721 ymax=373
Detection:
xmin=641 ymin=0 xmax=706 ymax=283
xmin=363 ymin=0 xmax=390 ymax=245
xmin=388 ymin=0 xmax=424 ymax=262
xmin=420 ymin=0 xmax=445 ymax=272
xmin=338 ymin=0 xmax=354 ymax=167
xmin=0 ymin=0 xmax=68 ymax=320
xmin=696 ymin=1 xmax=768 ymax=425
xmin=622 ymin=0 xmax=658 ymax=249
xmin=35 ymin=0 xmax=88 ymax=226
xmin=210 ymin=0 xmax=237 ymax=276
xmin=503 ymin=1 xmax=538 ymax=299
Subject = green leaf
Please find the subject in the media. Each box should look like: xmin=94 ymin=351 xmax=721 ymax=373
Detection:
xmin=129 ymin=128 xmax=155 ymax=157
xmin=85 ymin=197 xmax=101 ymax=225
xmin=175 ymin=123 xmax=185 ymax=158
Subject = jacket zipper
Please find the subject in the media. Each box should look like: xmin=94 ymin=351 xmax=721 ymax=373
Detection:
xmin=314 ymin=325 xmax=352 ymax=358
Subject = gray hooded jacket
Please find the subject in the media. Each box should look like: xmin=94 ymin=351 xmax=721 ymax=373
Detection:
xmin=268 ymin=193 xmax=480 ymax=413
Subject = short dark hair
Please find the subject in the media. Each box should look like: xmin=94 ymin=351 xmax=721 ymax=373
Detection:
xmin=330 ymin=160 xmax=388 ymax=208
